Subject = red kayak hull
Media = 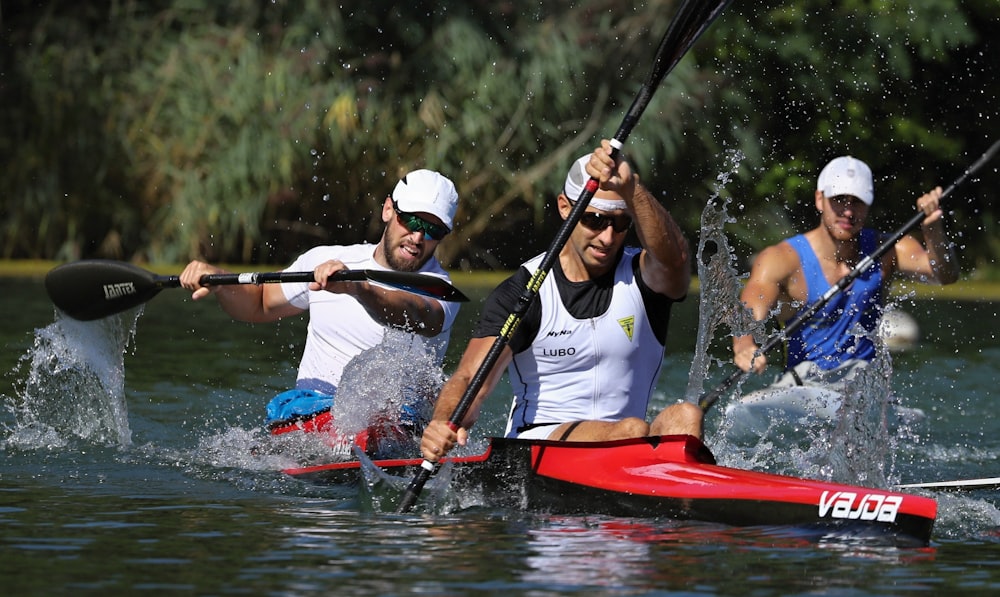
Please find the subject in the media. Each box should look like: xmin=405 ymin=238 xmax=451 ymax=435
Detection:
xmin=282 ymin=434 xmax=936 ymax=545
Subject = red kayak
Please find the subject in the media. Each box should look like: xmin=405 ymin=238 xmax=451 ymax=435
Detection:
xmin=282 ymin=434 xmax=936 ymax=546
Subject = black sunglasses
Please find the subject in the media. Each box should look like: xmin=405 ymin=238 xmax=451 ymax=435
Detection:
xmin=391 ymin=199 xmax=449 ymax=241
xmin=578 ymin=211 xmax=632 ymax=233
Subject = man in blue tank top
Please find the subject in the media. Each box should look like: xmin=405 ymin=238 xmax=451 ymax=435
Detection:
xmin=419 ymin=140 xmax=701 ymax=463
xmin=732 ymin=155 xmax=959 ymax=384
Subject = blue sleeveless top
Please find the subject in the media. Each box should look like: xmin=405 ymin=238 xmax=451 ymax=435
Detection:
xmin=785 ymin=230 xmax=882 ymax=370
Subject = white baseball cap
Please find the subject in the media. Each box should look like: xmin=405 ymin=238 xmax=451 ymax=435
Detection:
xmin=392 ymin=169 xmax=459 ymax=230
xmin=563 ymin=154 xmax=628 ymax=212
xmin=817 ymin=156 xmax=874 ymax=206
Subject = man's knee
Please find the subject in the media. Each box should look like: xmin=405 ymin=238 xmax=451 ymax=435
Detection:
xmin=652 ymin=401 xmax=703 ymax=438
xmin=671 ymin=401 xmax=704 ymax=423
xmin=612 ymin=417 xmax=650 ymax=439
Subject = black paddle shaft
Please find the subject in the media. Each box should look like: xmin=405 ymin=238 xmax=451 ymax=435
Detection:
xmin=192 ymin=269 xmax=468 ymax=302
xmin=699 ymin=138 xmax=1000 ymax=411
xmin=396 ymin=0 xmax=735 ymax=514
xmin=45 ymin=259 xmax=468 ymax=321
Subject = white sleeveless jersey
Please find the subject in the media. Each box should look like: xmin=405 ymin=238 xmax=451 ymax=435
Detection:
xmin=504 ymin=248 xmax=664 ymax=436
xmin=280 ymin=244 xmax=459 ymax=394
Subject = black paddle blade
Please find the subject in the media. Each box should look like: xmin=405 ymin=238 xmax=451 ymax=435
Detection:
xmin=45 ymin=260 xmax=165 ymax=321
xmin=358 ymin=270 xmax=470 ymax=302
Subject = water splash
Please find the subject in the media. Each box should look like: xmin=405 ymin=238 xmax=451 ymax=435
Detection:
xmin=118 ymin=326 xmax=450 ymax=486
xmin=931 ymin=492 xmax=1000 ymax=540
xmin=3 ymin=311 xmax=139 ymax=449
xmin=355 ymin=445 xmax=411 ymax=513
xmin=685 ymin=148 xmax=756 ymax=403
xmin=690 ymin=150 xmax=905 ymax=488
xmin=814 ymin=347 xmax=895 ymax=486
xmin=332 ymin=328 xmax=444 ymax=442
xmin=353 ymin=446 xmax=480 ymax=515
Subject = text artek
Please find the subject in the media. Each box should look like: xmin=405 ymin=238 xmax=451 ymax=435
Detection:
xmin=818 ymin=491 xmax=902 ymax=523
xmin=103 ymin=282 xmax=137 ymax=300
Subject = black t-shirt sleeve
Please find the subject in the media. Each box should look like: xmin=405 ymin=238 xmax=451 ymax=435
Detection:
xmin=472 ymin=267 xmax=542 ymax=354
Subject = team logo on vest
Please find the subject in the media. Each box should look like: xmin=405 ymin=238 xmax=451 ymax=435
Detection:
xmin=617 ymin=315 xmax=635 ymax=341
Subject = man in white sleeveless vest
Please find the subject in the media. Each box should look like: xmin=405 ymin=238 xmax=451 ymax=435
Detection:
xmin=420 ymin=140 xmax=702 ymax=463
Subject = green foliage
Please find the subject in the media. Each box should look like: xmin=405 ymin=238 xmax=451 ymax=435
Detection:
xmin=0 ymin=0 xmax=714 ymax=268
xmin=1 ymin=0 xmax=998 ymax=273
xmin=1 ymin=4 xmax=133 ymax=261
xmin=699 ymin=0 xmax=998 ymax=268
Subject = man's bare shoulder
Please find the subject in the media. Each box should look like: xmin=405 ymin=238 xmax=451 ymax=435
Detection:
xmin=750 ymin=240 xmax=801 ymax=279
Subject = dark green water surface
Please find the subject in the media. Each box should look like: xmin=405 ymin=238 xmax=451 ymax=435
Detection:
xmin=2 ymin=276 xmax=999 ymax=595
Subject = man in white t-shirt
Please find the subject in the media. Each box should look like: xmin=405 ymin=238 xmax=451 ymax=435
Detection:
xmin=180 ymin=170 xmax=462 ymax=438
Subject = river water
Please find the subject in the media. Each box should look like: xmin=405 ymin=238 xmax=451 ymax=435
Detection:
xmin=2 ymin=273 xmax=999 ymax=595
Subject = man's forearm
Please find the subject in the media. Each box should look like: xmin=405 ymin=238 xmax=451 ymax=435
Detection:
xmin=923 ymin=223 xmax=960 ymax=284
xmin=631 ymin=183 xmax=689 ymax=273
xmin=350 ymin=282 xmax=445 ymax=336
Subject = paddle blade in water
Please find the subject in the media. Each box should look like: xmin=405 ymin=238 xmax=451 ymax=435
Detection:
xmin=45 ymin=260 xmax=165 ymax=321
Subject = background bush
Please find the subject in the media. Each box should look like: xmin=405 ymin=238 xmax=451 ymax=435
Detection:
xmin=2 ymin=0 xmax=997 ymax=274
